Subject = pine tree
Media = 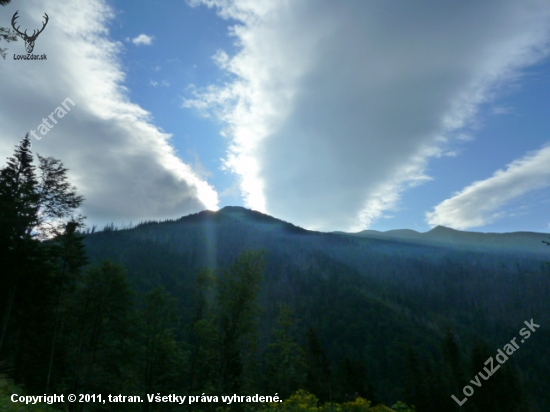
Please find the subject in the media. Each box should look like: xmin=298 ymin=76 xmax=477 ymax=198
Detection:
xmin=65 ymin=261 xmax=137 ymax=405
xmin=216 ymin=250 xmax=264 ymax=393
xmin=45 ymin=220 xmax=88 ymax=391
xmin=140 ymin=287 xmax=183 ymax=410
xmin=265 ymin=305 xmax=306 ymax=397
xmin=468 ymin=341 xmax=495 ymax=411
xmin=468 ymin=340 xmax=526 ymax=412
xmin=0 ymin=134 xmax=40 ymax=355
xmin=336 ymin=357 xmax=369 ymax=403
xmin=441 ymin=328 xmax=464 ymax=411
xmin=403 ymin=347 xmax=431 ymax=411
xmin=0 ymin=135 xmax=39 ymax=249
xmin=188 ymin=268 xmax=218 ymax=392
xmin=304 ymin=327 xmax=332 ymax=402
xmin=0 ymin=135 xmax=86 ymax=391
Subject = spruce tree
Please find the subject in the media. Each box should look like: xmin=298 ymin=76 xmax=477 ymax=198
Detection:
xmin=189 ymin=268 xmax=218 ymax=393
xmin=265 ymin=306 xmax=306 ymax=397
xmin=140 ymin=286 xmax=183 ymax=409
xmin=45 ymin=219 xmax=88 ymax=391
xmin=0 ymin=134 xmax=86 ymax=391
xmin=216 ymin=250 xmax=264 ymax=393
xmin=0 ymin=134 xmax=40 ymax=355
xmin=304 ymin=327 xmax=332 ymax=401
xmin=65 ymin=261 xmax=137 ymax=403
xmin=441 ymin=328 xmax=464 ymax=411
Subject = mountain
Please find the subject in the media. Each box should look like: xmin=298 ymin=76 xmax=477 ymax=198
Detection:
xmin=83 ymin=206 xmax=550 ymax=411
xmin=343 ymin=224 xmax=549 ymax=254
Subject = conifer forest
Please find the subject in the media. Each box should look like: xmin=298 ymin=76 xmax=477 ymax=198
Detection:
xmin=1 ymin=135 xmax=549 ymax=412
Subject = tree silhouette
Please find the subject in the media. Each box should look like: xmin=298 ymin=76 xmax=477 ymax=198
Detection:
xmin=0 ymin=134 xmax=40 ymax=355
xmin=0 ymin=134 xmax=86 ymax=391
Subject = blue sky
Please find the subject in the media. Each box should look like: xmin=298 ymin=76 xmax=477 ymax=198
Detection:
xmin=1 ymin=0 xmax=550 ymax=233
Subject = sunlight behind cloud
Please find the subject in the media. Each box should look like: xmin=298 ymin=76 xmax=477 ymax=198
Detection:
xmin=0 ymin=0 xmax=218 ymax=228
xmin=186 ymin=0 xmax=550 ymax=231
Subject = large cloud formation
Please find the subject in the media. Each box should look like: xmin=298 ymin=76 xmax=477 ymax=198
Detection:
xmin=0 ymin=0 xmax=218 ymax=227
xmin=186 ymin=0 xmax=550 ymax=231
xmin=426 ymin=145 xmax=550 ymax=230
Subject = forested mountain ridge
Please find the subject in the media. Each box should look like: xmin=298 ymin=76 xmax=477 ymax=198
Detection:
xmin=344 ymin=224 xmax=549 ymax=255
xmin=2 ymin=135 xmax=547 ymax=412
xmin=83 ymin=205 xmax=550 ymax=411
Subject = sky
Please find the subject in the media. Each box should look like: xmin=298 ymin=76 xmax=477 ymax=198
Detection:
xmin=1 ymin=0 xmax=550 ymax=233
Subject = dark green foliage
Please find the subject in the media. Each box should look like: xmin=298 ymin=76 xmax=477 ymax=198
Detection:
xmin=336 ymin=357 xmax=371 ymax=403
xmin=186 ymin=251 xmax=266 ymax=400
xmin=0 ymin=134 xmax=39 ymax=251
xmin=403 ymin=348 xmax=425 ymax=410
xmin=304 ymin=327 xmax=332 ymax=402
xmin=441 ymin=328 xmax=464 ymax=403
xmin=45 ymin=220 xmax=89 ymax=391
xmin=140 ymin=286 xmax=184 ymax=408
xmin=77 ymin=206 xmax=549 ymax=411
xmin=264 ymin=306 xmax=306 ymax=398
xmin=216 ymin=250 xmax=264 ymax=393
xmin=63 ymin=261 xmax=137 ymax=407
xmin=466 ymin=341 xmax=524 ymax=412
xmin=0 ymin=135 xmax=41 ymax=358
xmin=1 ymin=135 xmax=549 ymax=412
xmin=0 ymin=136 xmax=86 ymax=395
xmin=188 ymin=268 xmax=218 ymax=393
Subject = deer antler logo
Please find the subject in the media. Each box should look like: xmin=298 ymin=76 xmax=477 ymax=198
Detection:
xmin=11 ymin=10 xmax=49 ymax=54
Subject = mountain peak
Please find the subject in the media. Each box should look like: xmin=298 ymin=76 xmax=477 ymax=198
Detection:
xmin=189 ymin=206 xmax=308 ymax=234
xmin=219 ymin=205 xmax=248 ymax=213
xmin=217 ymin=206 xmax=279 ymax=223
xmin=426 ymin=225 xmax=459 ymax=234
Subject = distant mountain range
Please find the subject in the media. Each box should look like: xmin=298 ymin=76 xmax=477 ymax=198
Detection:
xmin=338 ymin=223 xmax=549 ymax=254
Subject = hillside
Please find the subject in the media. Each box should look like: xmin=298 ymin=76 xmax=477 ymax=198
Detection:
xmin=82 ymin=206 xmax=550 ymax=411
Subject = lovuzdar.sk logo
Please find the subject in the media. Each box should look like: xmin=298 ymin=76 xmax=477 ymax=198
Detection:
xmin=11 ymin=10 xmax=48 ymax=60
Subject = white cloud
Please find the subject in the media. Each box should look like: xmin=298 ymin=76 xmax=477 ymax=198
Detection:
xmin=426 ymin=145 xmax=550 ymax=230
xmin=185 ymin=0 xmax=550 ymax=231
xmin=492 ymin=106 xmax=515 ymax=115
xmin=130 ymin=33 xmax=154 ymax=46
xmin=150 ymin=80 xmax=170 ymax=87
xmin=0 ymin=0 xmax=218 ymax=228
